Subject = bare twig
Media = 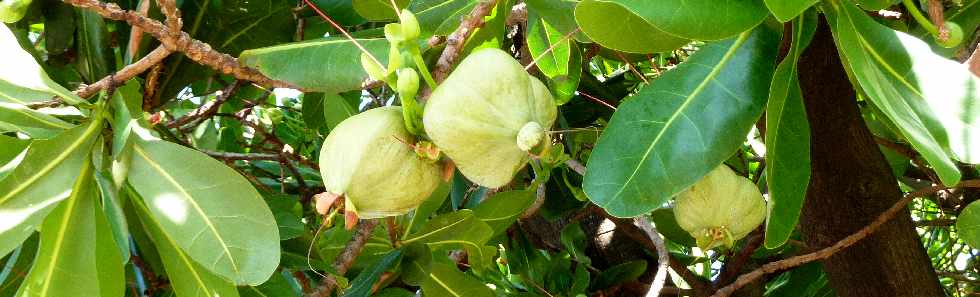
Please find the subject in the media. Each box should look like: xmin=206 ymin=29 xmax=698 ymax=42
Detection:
xmin=154 ymin=0 xmax=181 ymax=33
xmin=635 ymin=217 xmax=670 ymax=297
xmin=62 ymin=0 xmax=299 ymax=90
xmin=710 ymin=179 xmax=980 ymax=297
xmin=306 ymin=219 xmax=380 ymax=297
xmin=422 ymin=0 xmax=499 ymax=98
xmin=565 ymin=159 xmax=587 ymax=175
xmin=165 ymin=80 xmax=242 ymax=129
xmin=78 ymin=46 xmax=173 ymax=98
xmin=202 ymin=151 xmax=280 ymax=161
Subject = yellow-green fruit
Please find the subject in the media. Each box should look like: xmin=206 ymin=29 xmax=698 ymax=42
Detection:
xmin=674 ymin=165 xmax=766 ymax=251
xmin=423 ymin=48 xmax=557 ymax=188
xmin=319 ymin=106 xmax=441 ymax=218
xmin=937 ymin=21 xmax=964 ymax=48
xmin=0 ymin=0 xmax=31 ymax=23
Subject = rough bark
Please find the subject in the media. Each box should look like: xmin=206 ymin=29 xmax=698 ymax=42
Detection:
xmin=796 ymin=17 xmax=943 ymax=297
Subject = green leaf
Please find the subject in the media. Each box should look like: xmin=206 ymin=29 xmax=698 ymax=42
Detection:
xmin=317 ymin=225 xmax=393 ymax=272
xmin=0 ymin=122 xmax=101 ymax=258
xmin=353 ymin=0 xmax=410 ymax=20
xmin=853 ymin=0 xmax=893 ymax=11
xmin=559 ymin=222 xmax=591 ymax=266
xmin=913 ymin=1 xmax=979 ymax=57
xmin=324 ymin=92 xmax=361 ymax=130
xmin=526 ymin=12 xmax=582 ymax=105
xmin=400 ymin=243 xmax=432 ymax=286
xmin=374 ymin=288 xmax=415 ymax=297
xmin=421 ymin=262 xmax=494 ymax=297
xmin=342 ymin=250 xmax=402 ymax=297
xmin=42 ymin=3 xmax=75 ymax=55
xmin=827 ymin=0 xmax=977 ymax=184
xmin=133 ymin=195 xmax=241 ymax=297
xmin=240 ymin=39 xmax=389 ymax=93
xmin=0 ymin=134 xmax=29 ymax=180
xmin=0 ymin=102 xmax=74 ymax=139
xmin=402 ymin=210 xmax=495 ymax=271
xmin=128 ymin=138 xmax=281 ymax=285
xmin=959 ymin=200 xmax=980 ymax=248
xmin=239 ymin=271 xmax=299 ymax=297
xmin=94 ymin=171 xmax=131 ymax=262
xmin=0 ymin=235 xmax=37 ymax=296
xmin=597 ymin=0 xmax=770 ymax=40
xmin=649 ymin=208 xmax=695 ymax=247
xmin=764 ymin=0 xmax=819 ymax=22
xmin=406 ymin=181 xmax=451 ymax=235
xmin=472 ymin=190 xmax=535 ymax=235
xmin=582 ymin=25 xmax=780 ymax=217
xmin=524 ymin=0 xmax=590 ymax=42
xmin=0 ymin=25 xmax=83 ymax=105
xmin=16 ymin=163 xmax=123 ymax=297
xmin=763 ymin=10 xmax=816 ymax=249
xmin=573 ymin=0 xmax=688 ymax=53
xmin=409 ymin=0 xmax=478 ymax=37
xmin=590 ymin=260 xmax=647 ymax=290
xmin=74 ymin=9 xmax=115 ymax=83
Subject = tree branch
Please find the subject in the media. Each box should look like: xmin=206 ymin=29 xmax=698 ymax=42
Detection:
xmin=306 ymin=219 xmax=380 ymax=297
xmin=165 ymin=80 xmax=242 ymax=129
xmin=710 ymin=179 xmax=980 ymax=297
xmin=635 ymin=217 xmax=670 ymax=297
xmin=61 ymin=0 xmax=299 ymax=90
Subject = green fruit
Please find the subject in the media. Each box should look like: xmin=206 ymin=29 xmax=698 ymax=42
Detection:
xmin=0 ymin=0 xmax=31 ymax=23
xmin=674 ymin=165 xmax=766 ymax=251
xmin=319 ymin=106 xmax=441 ymax=218
xmin=423 ymin=48 xmax=557 ymax=188
xmin=936 ymin=21 xmax=964 ymax=48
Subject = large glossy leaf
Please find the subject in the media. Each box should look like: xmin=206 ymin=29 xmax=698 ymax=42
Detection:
xmin=128 ymin=138 xmax=280 ymax=285
xmin=599 ymin=0 xmax=770 ymax=40
xmin=95 ymin=171 xmax=131 ymax=262
xmin=526 ymin=12 xmax=582 ymax=105
xmin=239 ymin=271 xmax=298 ymax=297
xmin=133 ymin=197 xmax=241 ymax=297
xmin=0 ymin=135 xmax=28 ymax=180
xmin=0 ymin=102 xmax=74 ymax=138
xmin=573 ymin=0 xmax=688 ymax=53
xmin=764 ymin=0 xmax=819 ymax=22
xmin=827 ymin=0 xmax=979 ymax=184
xmin=583 ymin=25 xmax=780 ymax=217
xmin=402 ymin=210 xmax=495 ymax=271
xmin=409 ymin=0 xmax=478 ymax=36
xmin=763 ymin=11 xmax=816 ymax=249
xmin=853 ymin=0 xmax=893 ymax=10
xmin=352 ymin=0 xmax=410 ymax=20
xmin=0 ymin=26 xmax=83 ymax=105
xmin=421 ymin=262 xmax=494 ymax=297
xmin=16 ymin=164 xmax=123 ymax=297
xmin=472 ymin=190 xmax=535 ymax=235
xmin=239 ymin=39 xmax=388 ymax=93
xmin=524 ymin=0 xmax=590 ymax=41
xmin=0 ymin=121 xmax=101 ymax=258
xmin=958 ymin=200 xmax=980 ymax=248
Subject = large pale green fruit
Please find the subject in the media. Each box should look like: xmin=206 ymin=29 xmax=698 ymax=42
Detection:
xmin=423 ymin=48 xmax=557 ymax=188
xmin=319 ymin=106 xmax=441 ymax=218
xmin=674 ymin=165 xmax=766 ymax=251
xmin=0 ymin=0 xmax=30 ymax=23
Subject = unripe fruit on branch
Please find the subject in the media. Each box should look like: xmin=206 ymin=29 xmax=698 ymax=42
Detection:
xmin=674 ymin=165 xmax=766 ymax=251
xmin=318 ymin=106 xmax=441 ymax=219
xmin=423 ymin=48 xmax=557 ymax=188
xmin=936 ymin=21 xmax=964 ymax=48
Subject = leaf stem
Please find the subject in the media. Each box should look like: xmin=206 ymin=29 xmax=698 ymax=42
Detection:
xmin=903 ymin=0 xmax=939 ymax=35
xmin=411 ymin=46 xmax=437 ymax=89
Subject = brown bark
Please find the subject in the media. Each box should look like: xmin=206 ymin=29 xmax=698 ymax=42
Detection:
xmin=796 ymin=17 xmax=943 ymax=297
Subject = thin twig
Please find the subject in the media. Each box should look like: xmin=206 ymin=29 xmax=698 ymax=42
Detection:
xmin=165 ymin=80 xmax=242 ymax=129
xmin=62 ymin=0 xmax=298 ymax=90
xmin=202 ymin=151 xmax=280 ymax=161
xmin=79 ymin=46 xmax=173 ymax=98
xmin=635 ymin=217 xmax=670 ymax=297
xmin=306 ymin=219 xmax=380 ymax=297
xmin=710 ymin=179 xmax=980 ymax=297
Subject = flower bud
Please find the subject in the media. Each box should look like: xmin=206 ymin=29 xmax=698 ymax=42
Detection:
xmin=396 ymin=68 xmax=420 ymax=98
xmin=399 ymin=9 xmax=421 ymax=41
xmin=674 ymin=165 xmax=766 ymax=251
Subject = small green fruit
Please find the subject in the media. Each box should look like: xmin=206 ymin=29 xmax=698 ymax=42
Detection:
xmin=0 ymin=0 xmax=31 ymax=23
xmin=319 ymin=107 xmax=441 ymax=218
xmin=423 ymin=48 xmax=557 ymax=188
xmin=674 ymin=165 xmax=766 ymax=251
xmin=399 ymin=9 xmax=420 ymax=41
xmin=936 ymin=21 xmax=964 ymax=48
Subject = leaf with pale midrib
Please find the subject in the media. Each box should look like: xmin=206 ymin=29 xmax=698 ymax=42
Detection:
xmin=764 ymin=10 xmax=816 ymax=249
xmin=0 ymin=26 xmax=84 ymax=105
xmin=128 ymin=139 xmax=280 ymax=285
xmin=0 ymin=122 xmax=102 ymax=258
xmin=582 ymin=24 xmax=780 ymax=217
xmin=239 ymin=39 xmax=389 ymax=93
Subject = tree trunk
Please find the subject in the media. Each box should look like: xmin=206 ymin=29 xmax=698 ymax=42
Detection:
xmin=796 ymin=17 xmax=944 ymax=297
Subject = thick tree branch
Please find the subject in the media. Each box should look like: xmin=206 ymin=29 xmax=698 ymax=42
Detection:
xmin=711 ymin=179 xmax=980 ymax=297
xmin=62 ymin=0 xmax=299 ymax=90
xmin=306 ymin=219 xmax=380 ymax=297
